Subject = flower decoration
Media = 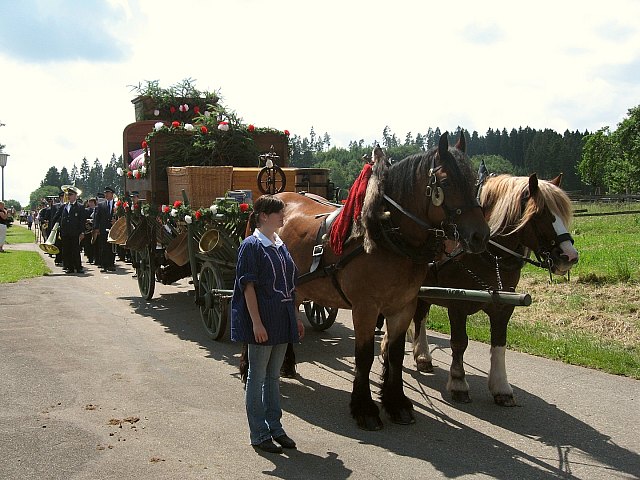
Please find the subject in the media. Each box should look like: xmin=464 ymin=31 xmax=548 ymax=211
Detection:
xmin=173 ymin=200 xmax=182 ymax=208
xmin=170 ymin=208 xmax=178 ymax=217
xmin=184 ymin=123 xmax=194 ymax=131
xmin=284 ymin=130 xmax=290 ymax=136
xmin=218 ymin=121 xmax=229 ymax=132
xmin=200 ymin=126 xmax=208 ymax=134
xmin=179 ymin=104 xmax=189 ymax=112
xmin=171 ymin=121 xmax=180 ymax=128
xmin=239 ymin=203 xmax=249 ymax=212
xmin=154 ymin=109 xmax=160 ymax=116
xmin=154 ymin=122 xmax=164 ymax=131
xmin=170 ymin=106 xmax=176 ymax=114
xmin=141 ymin=140 xmax=148 ymax=149
xmin=117 ymin=167 xmax=123 ymax=176
xmin=193 ymin=106 xmax=200 ymax=114
xmin=248 ymin=124 xmax=255 ymax=132
xmin=195 ymin=210 xmax=202 ymax=220
xmin=184 ymin=214 xmax=192 ymax=224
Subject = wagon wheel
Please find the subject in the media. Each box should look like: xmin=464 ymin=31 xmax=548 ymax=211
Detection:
xmin=303 ymin=301 xmax=338 ymax=331
xmin=257 ymin=165 xmax=287 ymax=194
xmin=198 ymin=261 xmax=229 ymax=340
xmin=136 ymin=243 xmax=155 ymax=301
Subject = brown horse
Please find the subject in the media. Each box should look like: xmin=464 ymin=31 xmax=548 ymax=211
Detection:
xmin=394 ymin=173 xmax=578 ymax=406
xmin=276 ymin=132 xmax=489 ymax=430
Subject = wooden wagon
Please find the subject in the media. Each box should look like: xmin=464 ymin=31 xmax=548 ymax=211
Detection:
xmin=118 ymin=117 xmax=339 ymax=339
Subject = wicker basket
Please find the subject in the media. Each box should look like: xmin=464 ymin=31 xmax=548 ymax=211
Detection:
xmin=126 ymin=217 xmax=154 ymax=251
xmin=107 ymin=217 xmax=128 ymax=245
xmin=167 ymin=166 xmax=233 ymax=208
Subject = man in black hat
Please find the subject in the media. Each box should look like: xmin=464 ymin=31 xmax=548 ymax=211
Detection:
xmin=93 ymin=186 xmax=117 ymax=272
xmin=52 ymin=186 xmax=87 ymax=273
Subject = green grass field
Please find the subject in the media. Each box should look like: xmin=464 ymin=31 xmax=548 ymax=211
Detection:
xmin=0 ymin=224 xmax=49 ymax=283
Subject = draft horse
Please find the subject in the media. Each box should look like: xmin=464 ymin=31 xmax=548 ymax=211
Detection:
xmin=398 ymin=173 xmax=578 ymax=406
xmin=277 ymin=132 xmax=489 ymax=430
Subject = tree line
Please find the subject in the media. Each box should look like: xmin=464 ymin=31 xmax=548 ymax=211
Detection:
xmin=26 ymin=104 xmax=639 ymax=210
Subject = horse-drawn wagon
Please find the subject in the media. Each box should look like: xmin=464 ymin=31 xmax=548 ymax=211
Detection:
xmin=114 ymin=102 xmax=337 ymax=340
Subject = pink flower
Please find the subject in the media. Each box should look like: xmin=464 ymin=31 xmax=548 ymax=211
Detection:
xmin=179 ymin=104 xmax=189 ymax=112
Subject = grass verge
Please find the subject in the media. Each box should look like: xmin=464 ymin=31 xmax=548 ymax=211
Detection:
xmin=0 ymin=250 xmax=49 ymax=283
xmin=426 ymin=302 xmax=640 ymax=379
xmin=6 ymin=224 xmax=38 ymax=244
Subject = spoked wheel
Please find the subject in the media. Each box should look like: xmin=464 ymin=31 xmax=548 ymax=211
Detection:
xmin=257 ymin=165 xmax=287 ymax=194
xmin=136 ymin=244 xmax=155 ymax=301
xmin=303 ymin=301 xmax=338 ymax=331
xmin=198 ymin=262 xmax=228 ymax=340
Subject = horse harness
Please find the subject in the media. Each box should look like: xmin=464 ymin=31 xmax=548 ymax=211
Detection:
xmin=295 ymin=155 xmax=480 ymax=306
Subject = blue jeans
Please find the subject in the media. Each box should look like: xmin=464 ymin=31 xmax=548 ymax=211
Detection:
xmin=245 ymin=343 xmax=288 ymax=445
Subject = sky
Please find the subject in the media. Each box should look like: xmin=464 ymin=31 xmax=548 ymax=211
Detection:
xmin=1 ymin=0 xmax=639 ymax=206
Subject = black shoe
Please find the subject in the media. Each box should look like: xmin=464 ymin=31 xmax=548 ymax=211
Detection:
xmin=76 ymin=268 xmax=84 ymax=274
xmin=273 ymin=434 xmax=296 ymax=449
xmin=254 ymin=440 xmax=282 ymax=454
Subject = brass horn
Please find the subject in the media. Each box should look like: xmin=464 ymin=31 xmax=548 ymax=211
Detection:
xmin=39 ymin=222 xmax=60 ymax=255
xmin=198 ymin=229 xmax=222 ymax=254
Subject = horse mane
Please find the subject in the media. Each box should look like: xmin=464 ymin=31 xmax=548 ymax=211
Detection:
xmin=480 ymin=174 xmax=574 ymax=236
xmin=355 ymin=143 xmax=476 ymax=252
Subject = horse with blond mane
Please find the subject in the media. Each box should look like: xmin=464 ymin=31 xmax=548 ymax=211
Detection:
xmin=386 ymin=172 xmax=578 ymax=406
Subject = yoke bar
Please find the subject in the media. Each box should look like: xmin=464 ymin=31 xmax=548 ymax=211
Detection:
xmin=418 ymin=287 xmax=531 ymax=306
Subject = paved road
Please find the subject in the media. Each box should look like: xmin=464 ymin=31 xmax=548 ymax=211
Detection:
xmin=1 ymin=241 xmax=638 ymax=479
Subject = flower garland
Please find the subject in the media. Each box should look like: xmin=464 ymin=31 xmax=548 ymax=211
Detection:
xmin=119 ymin=115 xmax=290 ymax=178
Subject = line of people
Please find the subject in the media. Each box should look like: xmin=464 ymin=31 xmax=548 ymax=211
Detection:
xmin=37 ymin=186 xmax=122 ymax=274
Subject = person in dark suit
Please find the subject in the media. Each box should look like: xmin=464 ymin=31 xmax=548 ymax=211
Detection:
xmin=52 ymin=186 xmax=87 ymax=273
xmin=83 ymin=197 xmax=97 ymax=264
xmin=93 ymin=186 xmax=117 ymax=272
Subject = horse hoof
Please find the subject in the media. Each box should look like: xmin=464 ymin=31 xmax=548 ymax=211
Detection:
xmin=494 ymin=394 xmax=516 ymax=407
xmin=356 ymin=415 xmax=383 ymax=431
xmin=451 ymin=390 xmax=472 ymax=403
xmin=389 ymin=409 xmax=415 ymax=425
xmin=416 ymin=359 xmax=434 ymax=373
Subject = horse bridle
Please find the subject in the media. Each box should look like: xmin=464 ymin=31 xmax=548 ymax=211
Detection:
xmin=382 ymin=153 xmax=481 ymax=243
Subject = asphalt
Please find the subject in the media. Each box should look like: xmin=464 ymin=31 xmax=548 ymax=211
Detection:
xmin=0 ymin=236 xmax=638 ymax=480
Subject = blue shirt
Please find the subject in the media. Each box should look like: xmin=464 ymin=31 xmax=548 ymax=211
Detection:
xmin=230 ymin=230 xmax=300 ymax=345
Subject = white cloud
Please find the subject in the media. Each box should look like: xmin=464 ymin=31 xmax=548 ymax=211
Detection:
xmin=1 ymin=0 xmax=640 ymax=205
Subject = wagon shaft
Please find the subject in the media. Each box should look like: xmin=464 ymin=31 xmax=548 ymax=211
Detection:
xmin=418 ymin=287 xmax=531 ymax=306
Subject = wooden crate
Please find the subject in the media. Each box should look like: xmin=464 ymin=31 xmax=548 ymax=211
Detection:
xmin=167 ymin=166 xmax=233 ymax=208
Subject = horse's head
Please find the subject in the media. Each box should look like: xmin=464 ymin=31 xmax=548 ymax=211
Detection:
xmin=378 ymin=131 xmax=489 ymax=256
xmin=483 ymin=173 xmax=579 ymax=276
xmin=427 ymin=132 xmax=490 ymax=253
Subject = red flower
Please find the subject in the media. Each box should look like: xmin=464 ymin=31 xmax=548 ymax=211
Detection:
xmin=200 ymin=126 xmax=208 ymax=134
xmin=193 ymin=106 xmax=200 ymax=114
xmin=173 ymin=200 xmax=182 ymax=208
xmin=135 ymin=171 xmax=141 ymax=179
xmin=127 ymin=171 xmax=133 ymax=178
xmin=248 ymin=124 xmax=255 ymax=132
xmin=195 ymin=210 xmax=202 ymax=220
xmin=141 ymin=140 xmax=148 ymax=148
xmin=162 ymin=205 xmax=170 ymax=213
xmin=116 ymin=200 xmax=122 ymax=207
xmin=170 ymin=106 xmax=176 ymax=114
xmin=134 ymin=203 xmax=140 ymax=210
xmin=123 ymin=201 xmax=129 ymax=210
xmin=171 ymin=121 xmax=180 ymax=128
xmin=239 ymin=203 xmax=249 ymax=212
xmin=284 ymin=129 xmax=290 ymax=136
